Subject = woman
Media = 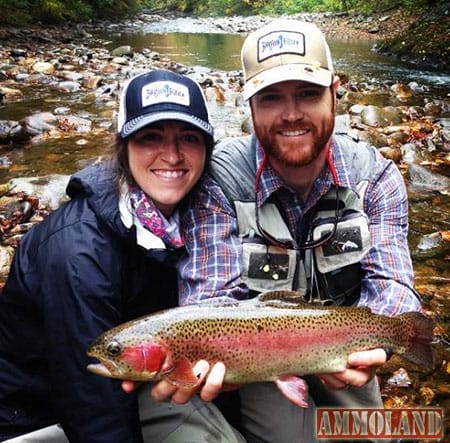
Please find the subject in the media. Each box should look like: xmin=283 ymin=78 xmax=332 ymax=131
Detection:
xmin=0 ymin=70 xmax=244 ymax=443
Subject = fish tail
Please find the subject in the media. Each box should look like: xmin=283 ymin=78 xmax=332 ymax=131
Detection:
xmin=397 ymin=312 xmax=435 ymax=369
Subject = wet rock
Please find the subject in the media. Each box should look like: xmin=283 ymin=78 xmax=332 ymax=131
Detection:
xmin=9 ymin=48 xmax=27 ymax=58
xmin=0 ymin=198 xmax=34 ymax=223
xmin=414 ymin=231 xmax=450 ymax=260
xmin=56 ymin=80 xmax=81 ymax=92
xmin=60 ymin=71 xmax=84 ymax=82
xmin=240 ymin=116 xmax=253 ymax=135
xmin=378 ymin=146 xmax=402 ymax=162
xmin=401 ymin=142 xmax=422 ymax=164
xmin=24 ymin=72 xmax=55 ymax=85
xmin=408 ymin=164 xmax=450 ymax=194
xmin=95 ymin=82 xmax=120 ymax=98
xmin=32 ymin=61 xmax=55 ymax=75
xmin=53 ymin=106 xmax=71 ymax=115
xmin=21 ymin=112 xmax=57 ymax=136
xmin=0 ymin=156 xmax=12 ymax=168
xmin=8 ymin=175 xmax=70 ymax=210
xmin=0 ymin=85 xmax=23 ymax=100
xmin=111 ymin=56 xmax=129 ymax=66
xmin=82 ymin=74 xmax=103 ymax=90
xmin=424 ymin=101 xmax=443 ymax=117
xmin=334 ymin=114 xmax=351 ymax=134
xmin=348 ymin=104 xmax=366 ymax=115
xmin=0 ymin=245 xmax=15 ymax=278
xmin=0 ymin=120 xmax=29 ymax=143
xmin=437 ymin=118 xmax=450 ymax=152
xmin=419 ymin=386 xmax=436 ymax=405
xmin=386 ymin=367 xmax=412 ymax=387
xmin=417 ymin=232 xmax=446 ymax=251
xmin=204 ymin=85 xmax=225 ymax=104
xmin=361 ymin=105 xmax=405 ymax=128
xmin=102 ymin=63 xmax=121 ymax=73
xmin=111 ymin=45 xmax=134 ymax=58
xmin=15 ymin=73 xmax=30 ymax=82
xmin=436 ymin=384 xmax=450 ymax=395
xmin=390 ymin=82 xmax=412 ymax=101
xmin=56 ymin=115 xmax=92 ymax=133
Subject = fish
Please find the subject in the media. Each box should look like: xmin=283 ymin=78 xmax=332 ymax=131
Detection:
xmin=86 ymin=291 xmax=435 ymax=408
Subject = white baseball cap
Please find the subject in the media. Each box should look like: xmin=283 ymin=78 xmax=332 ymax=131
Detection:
xmin=241 ymin=19 xmax=334 ymax=100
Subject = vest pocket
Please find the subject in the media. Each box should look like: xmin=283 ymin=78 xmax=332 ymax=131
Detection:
xmin=313 ymin=211 xmax=370 ymax=274
xmin=242 ymin=243 xmax=297 ymax=292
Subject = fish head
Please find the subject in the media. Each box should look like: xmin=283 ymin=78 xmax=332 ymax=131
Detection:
xmin=86 ymin=329 xmax=168 ymax=381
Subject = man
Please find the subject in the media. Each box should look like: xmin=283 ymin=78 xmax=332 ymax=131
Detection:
xmin=152 ymin=19 xmax=423 ymax=442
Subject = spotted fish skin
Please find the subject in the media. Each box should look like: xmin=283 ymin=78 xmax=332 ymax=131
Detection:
xmin=87 ymin=291 xmax=435 ymax=405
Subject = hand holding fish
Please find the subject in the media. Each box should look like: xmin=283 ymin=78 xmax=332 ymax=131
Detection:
xmin=121 ymin=360 xmax=239 ymax=404
xmin=319 ymin=348 xmax=387 ymax=390
xmin=151 ymin=360 xmax=227 ymax=404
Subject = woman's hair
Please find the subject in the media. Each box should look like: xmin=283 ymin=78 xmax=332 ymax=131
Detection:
xmin=111 ymin=133 xmax=133 ymax=189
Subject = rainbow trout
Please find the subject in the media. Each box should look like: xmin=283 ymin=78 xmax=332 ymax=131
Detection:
xmin=87 ymin=291 xmax=435 ymax=407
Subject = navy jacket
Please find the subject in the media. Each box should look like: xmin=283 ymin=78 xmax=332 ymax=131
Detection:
xmin=0 ymin=162 xmax=179 ymax=442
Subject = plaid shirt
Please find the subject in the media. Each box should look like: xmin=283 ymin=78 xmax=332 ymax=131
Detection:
xmin=179 ymin=136 xmax=422 ymax=316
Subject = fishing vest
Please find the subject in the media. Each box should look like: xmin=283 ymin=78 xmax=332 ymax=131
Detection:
xmin=209 ymin=133 xmax=376 ymax=306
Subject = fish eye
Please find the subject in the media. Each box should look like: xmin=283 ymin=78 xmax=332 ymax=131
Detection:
xmin=106 ymin=340 xmax=123 ymax=357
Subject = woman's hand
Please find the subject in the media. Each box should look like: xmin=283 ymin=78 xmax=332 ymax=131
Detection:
xmin=122 ymin=360 xmax=238 ymax=404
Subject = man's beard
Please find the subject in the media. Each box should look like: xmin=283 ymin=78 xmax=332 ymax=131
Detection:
xmin=255 ymin=112 xmax=335 ymax=168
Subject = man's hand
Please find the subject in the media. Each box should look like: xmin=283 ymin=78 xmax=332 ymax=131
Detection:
xmin=121 ymin=360 xmax=237 ymax=404
xmin=319 ymin=348 xmax=388 ymax=390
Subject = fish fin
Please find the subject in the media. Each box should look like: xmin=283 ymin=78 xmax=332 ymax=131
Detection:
xmin=258 ymin=290 xmax=309 ymax=307
xmin=164 ymin=357 xmax=199 ymax=388
xmin=399 ymin=312 xmax=435 ymax=369
xmin=274 ymin=375 xmax=309 ymax=408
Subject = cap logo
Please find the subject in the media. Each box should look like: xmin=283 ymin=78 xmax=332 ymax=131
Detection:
xmin=142 ymin=81 xmax=190 ymax=107
xmin=258 ymin=30 xmax=305 ymax=62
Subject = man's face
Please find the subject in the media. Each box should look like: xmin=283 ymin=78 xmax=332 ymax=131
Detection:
xmin=250 ymin=80 xmax=337 ymax=168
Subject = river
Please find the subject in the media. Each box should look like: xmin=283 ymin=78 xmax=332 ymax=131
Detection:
xmin=105 ymin=17 xmax=450 ymax=87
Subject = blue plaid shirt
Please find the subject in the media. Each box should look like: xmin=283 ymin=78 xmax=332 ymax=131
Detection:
xmin=179 ymin=136 xmax=422 ymax=316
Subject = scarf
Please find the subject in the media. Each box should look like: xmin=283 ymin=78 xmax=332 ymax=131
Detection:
xmin=128 ymin=186 xmax=184 ymax=249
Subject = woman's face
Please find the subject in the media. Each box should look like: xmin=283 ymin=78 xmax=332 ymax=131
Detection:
xmin=127 ymin=120 xmax=207 ymax=217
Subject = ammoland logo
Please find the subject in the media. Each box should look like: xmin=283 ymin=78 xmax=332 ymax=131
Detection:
xmin=316 ymin=408 xmax=444 ymax=440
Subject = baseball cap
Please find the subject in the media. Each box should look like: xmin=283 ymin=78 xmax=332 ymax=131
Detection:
xmin=117 ymin=69 xmax=214 ymax=147
xmin=241 ymin=19 xmax=334 ymax=100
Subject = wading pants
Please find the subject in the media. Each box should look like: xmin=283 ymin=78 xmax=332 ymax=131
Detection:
xmin=3 ymin=377 xmax=383 ymax=443
xmin=2 ymin=384 xmax=245 ymax=443
xmin=235 ymin=376 xmax=385 ymax=443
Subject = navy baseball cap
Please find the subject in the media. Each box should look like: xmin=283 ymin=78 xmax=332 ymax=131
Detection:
xmin=117 ymin=69 xmax=214 ymax=147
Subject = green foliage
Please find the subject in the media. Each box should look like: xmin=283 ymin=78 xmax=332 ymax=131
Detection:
xmin=0 ymin=0 xmax=142 ymax=25
xmin=1 ymin=0 xmax=447 ymax=24
xmin=30 ymin=0 xmax=92 ymax=22
xmin=203 ymin=0 xmax=254 ymax=15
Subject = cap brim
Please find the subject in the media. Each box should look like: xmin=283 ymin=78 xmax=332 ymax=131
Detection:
xmin=243 ymin=64 xmax=333 ymax=100
xmin=120 ymin=111 xmax=214 ymax=141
